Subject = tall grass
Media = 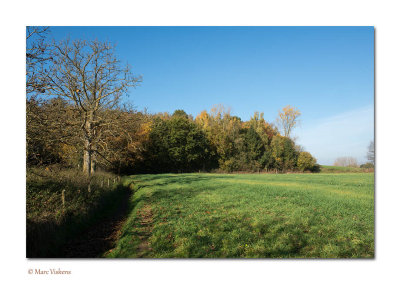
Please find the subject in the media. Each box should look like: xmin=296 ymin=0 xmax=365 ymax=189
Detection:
xmin=26 ymin=167 xmax=129 ymax=258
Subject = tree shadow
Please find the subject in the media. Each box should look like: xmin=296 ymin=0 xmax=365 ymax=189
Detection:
xmin=26 ymin=183 xmax=132 ymax=258
xmin=131 ymin=174 xmax=229 ymax=204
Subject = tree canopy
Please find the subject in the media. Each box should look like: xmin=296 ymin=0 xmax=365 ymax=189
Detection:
xmin=27 ymin=98 xmax=317 ymax=174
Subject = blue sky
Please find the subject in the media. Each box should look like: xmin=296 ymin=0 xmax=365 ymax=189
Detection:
xmin=49 ymin=26 xmax=374 ymax=165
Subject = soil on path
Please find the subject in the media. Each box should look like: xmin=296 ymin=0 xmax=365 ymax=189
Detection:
xmin=135 ymin=204 xmax=154 ymax=257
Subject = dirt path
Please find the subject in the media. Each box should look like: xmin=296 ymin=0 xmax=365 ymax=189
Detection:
xmin=135 ymin=204 xmax=154 ymax=257
xmin=62 ymin=189 xmax=131 ymax=258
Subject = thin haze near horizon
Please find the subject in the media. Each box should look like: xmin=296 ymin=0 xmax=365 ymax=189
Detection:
xmin=48 ymin=26 xmax=374 ymax=166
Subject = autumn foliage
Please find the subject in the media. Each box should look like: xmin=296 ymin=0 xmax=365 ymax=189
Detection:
xmin=27 ymin=99 xmax=317 ymax=173
xmin=276 ymin=105 xmax=301 ymax=137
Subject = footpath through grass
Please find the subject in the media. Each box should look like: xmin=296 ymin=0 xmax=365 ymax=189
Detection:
xmin=107 ymin=173 xmax=374 ymax=258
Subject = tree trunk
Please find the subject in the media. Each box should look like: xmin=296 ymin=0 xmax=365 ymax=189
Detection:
xmin=91 ymin=150 xmax=96 ymax=174
xmin=82 ymin=111 xmax=95 ymax=176
xmin=83 ymin=140 xmax=92 ymax=177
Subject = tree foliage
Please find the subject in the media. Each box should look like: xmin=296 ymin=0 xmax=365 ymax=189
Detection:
xmin=360 ymin=162 xmax=374 ymax=169
xmin=297 ymin=151 xmax=317 ymax=171
xmin=270 ymin=135 xmax=298 ymax=171
xmin=26 ymin=97 xmax=81 ymax=166
xmin=276 ymin=105 xmax=301 ymax=137
xmin=143 ymin=111 xmax=214 ymax=173
xmin=27 ymin=99 xmax=317 ymax=174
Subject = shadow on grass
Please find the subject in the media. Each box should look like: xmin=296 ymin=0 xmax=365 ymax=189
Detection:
xmin=120 ymin=174 xmax=314 ymax=258
xmin=134 ymin=173 xmax=229 ymax=189
xmin=115 ymin=175 xmax=227 ymax=247
xmin=131 ymin=174 xmax=229 ymax=205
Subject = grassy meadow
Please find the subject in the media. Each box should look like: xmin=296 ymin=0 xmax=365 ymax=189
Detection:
xmin=106 ymin=172 xmax=374 ymax=258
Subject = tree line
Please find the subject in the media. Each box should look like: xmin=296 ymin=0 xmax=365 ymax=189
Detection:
xmin=26 ymin=28 xmax=318 ymax=175
xmin=27 ymin=98 xmax=318 ymax=174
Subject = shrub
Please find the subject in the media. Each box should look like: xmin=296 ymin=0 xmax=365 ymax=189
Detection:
xmin=310 ymin=163 xmax=321 ymax=173
xmin=297 ymin=151 xmax=317 ymax=172
xmin=360 ymin=162 xmax=374 ymax=169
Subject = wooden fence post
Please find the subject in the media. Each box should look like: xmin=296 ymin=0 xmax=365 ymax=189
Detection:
xmin=88 ymin=177 xmax=92 ymax=193
xmin=61 ymin=189 xmax=65 ymax=208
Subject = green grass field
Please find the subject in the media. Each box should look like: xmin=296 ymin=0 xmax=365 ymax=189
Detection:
xmin=106 ymin=173 xmax=374 ymax=258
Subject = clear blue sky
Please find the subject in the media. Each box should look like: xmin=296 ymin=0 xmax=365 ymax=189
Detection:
xmin=49 ymin=26 xmax=374 ymax=165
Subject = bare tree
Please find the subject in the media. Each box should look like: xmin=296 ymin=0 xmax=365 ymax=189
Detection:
xmin=276 ymin=105 xmax=301 ymax=137
xmin=334 ymin=156 xmax=358 ymax=167
xmin=44 ymin=38 xmax=142 ymax=176
xmin=367 ymin=141 xmax=374 ymax=165
xmin=26 ymin=26 xmax=51 ymax=95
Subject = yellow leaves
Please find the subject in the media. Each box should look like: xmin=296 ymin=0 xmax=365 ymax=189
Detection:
xmin=195 ymin=110 xmax=210 ymax=129
xmin=279 ymin=105 xmax=300 ymax=119
xmin=276 ymin=105 xmax=301 ymax=137
xmin=138 ymin=121 xmax=153 ymax=137
xmin=196 ymin=110 xmax=209 ymax=121
xmin=297 ymin=151 xmax=316 ymax=171
xmin=59 ymin=143 xmax=76 ymax=158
